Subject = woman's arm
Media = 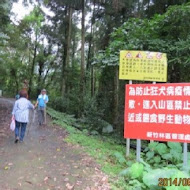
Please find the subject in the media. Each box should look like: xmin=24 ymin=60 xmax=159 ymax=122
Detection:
xmin=45 ymin=95 xmax=49 ymax=104
xmin=12 ymin=101 xmax=17 ymax=119
xmin=28 ymin=101 xmax=35 ymax=109
xmin=34 ymin=100 xmax=38 ymax=108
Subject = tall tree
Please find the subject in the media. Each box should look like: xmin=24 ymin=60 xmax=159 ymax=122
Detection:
xmin=19 ymin=6 xmax=45 ymax=96
xmin=80 ymin=0 xmax=85 ymax=102
xmin=61 ymin=6 xmax=73 ymax=95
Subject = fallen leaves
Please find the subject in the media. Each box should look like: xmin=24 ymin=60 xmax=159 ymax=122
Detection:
xmin=101 ymin=176 xmax=108 ymax=183
xmin=0 ymin=99 xmax=111 ymax=190
xmin=44 ymin=176 xmax=49 ymax=182
xmin=25 ymin=181 xmax=33 ymax=185
xmin=37 ymin=166 xmax=44 ymax=169
xmin=76 ymin=180 xmax=82 ymax=185
xmin=71 ymin=174 xmax=79 ymax=177
xmin=3 ymin=162 xmax=13 ymax=170
xmin=66 ymin=183 xmax=74 ymax=189
xmin=18 ymin=176 xmax=24 ymax=180
xmin=4 ymin=166 xmax=10 ymax=170
xmin=63 ymin=178 xmax=69 ymax=182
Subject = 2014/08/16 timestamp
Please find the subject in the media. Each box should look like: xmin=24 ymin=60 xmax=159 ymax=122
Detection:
xmin=158 ymin=178 xmax=190 ymax=187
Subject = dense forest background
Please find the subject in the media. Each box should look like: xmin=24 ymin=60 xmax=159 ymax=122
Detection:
xmin=0 ymin=0 xmax=190 ymax=136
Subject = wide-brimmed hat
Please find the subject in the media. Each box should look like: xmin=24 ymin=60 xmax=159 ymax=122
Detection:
xmin=41 ymin=89 xmax=46 ymax=92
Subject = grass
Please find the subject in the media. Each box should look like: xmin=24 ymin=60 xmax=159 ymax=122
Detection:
xmin=47 ymin=107 xmax=136 ymax=189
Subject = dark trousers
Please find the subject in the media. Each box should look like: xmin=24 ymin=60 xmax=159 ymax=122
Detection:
xmin=38 ymin=107 xmax=45 ymax=125
xmin=15 ymin=121 xmax=27 ymax=141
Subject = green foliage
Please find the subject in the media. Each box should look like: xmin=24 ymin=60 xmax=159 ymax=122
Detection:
xmin=143 ymin=168 xmax=177 ymax=190
xmin=83 ymin=94 xmax=112 ymax=132
xmin=0 ymin=0 xmax=13 ymax=30
xmin=146 ymin=151 xmax=154 ymax=160
xmin=168 ymin=142 xmax=182 ymax=152
xmin=47 ymin=107 xmax=130 ymax=189
xmin=94 ymin=3 xmax=190 ymax=83
xmin=166 ymin=171 xmax=190 ymax=190
xmin=113 ymin=152 xmax=127 ymax=165
xmin=148 ymin=142 xmax=159 ymax=150
xmin=144 ymin=142 xmax=182 ymax=167
xmin=156 ymin=143 xmax=168 ymax=155
xmin=21 ymin=6 xmax=45 ymax=34
xmin=49 ymin=90 xmax=112 ymax=133
xmin=48 ymin=107 xmax=190 ymax=190
xmin=2 ymin=2 xmax=190 ymax=188
xmin=87 ymin=3 xmax=190 ymax=135
xmin=47 ymin=107 xmax=76 ymax=124
xmin=130 ymin=163 xmax=144 ymax=179
xmin=122 ymin=161 xmax=190 ymax=190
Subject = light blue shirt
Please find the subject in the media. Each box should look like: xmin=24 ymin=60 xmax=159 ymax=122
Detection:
xmin=37 ymin=94 xmax=49 ymax=108
xmin=12 ymin=98 xmax=34 ymax=123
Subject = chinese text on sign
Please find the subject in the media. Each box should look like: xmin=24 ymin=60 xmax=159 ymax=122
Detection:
xmin=119 ymin=50 xmax=167 ymax=82
xmin=125 ymin=83 xmax=190 ymax=142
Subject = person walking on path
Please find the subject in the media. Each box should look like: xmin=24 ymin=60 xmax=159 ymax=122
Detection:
xmin=15 ymin=93 xmax=20 ymax=100
xmin=35 ymin=89 xmax=49 ymax=126
xmin=12 ymin=90 xmax=34 ymax=143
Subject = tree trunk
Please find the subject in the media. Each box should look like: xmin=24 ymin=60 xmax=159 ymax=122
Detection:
xmin=80 ymin=0 xmax=85 ymax=105
xmin=86 ymin=38 xmax=92 ymax=71
xmin=86 ymin=0 xmax=95 ymax=71
xmin=71 ymin=34 xmax=76 ymax=66
xmin=65 ymin=7 xmax=73 ymax=93
xmin=61 ymin=8 xmax=68 ymax=96
xmin=91 ymin=65 xmax=95 ymax=97
xmin=61 ymin=7 xmax=73 ymax=96
xmin=113 ymin=66 xmax=119 ymax=128
xmin=37 ymin=60 xmax=44 ymax=91
xmin=28 ymin=34 xmax=38 ymax=96
xmin=66 ymin=7 xmax=73 ymax=68
xmin=147 ymin=0 xmax=150 ymax=17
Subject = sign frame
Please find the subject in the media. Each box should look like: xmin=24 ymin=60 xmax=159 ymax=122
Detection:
xmin=119 ymin=50 xmax=167 ymax=82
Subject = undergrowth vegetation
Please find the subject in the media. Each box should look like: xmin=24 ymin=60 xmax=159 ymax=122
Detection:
xmin=47 ymin=108 xmax=190 ymax=190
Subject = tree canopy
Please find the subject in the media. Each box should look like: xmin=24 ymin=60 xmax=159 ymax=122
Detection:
xmin=0 ymin=0 xmax=190 ymax=131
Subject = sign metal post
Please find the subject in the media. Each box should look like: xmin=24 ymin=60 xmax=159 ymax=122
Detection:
xmin=126 ymin=138 xmax=130 ymax=157
xmin=136 ymin=139 xmax=141 ymax=162
xmin=126 ymin=80 xmax=132 ymax=157
xmin=183 ymin=143 xmax=188 ymax=170
xmin=120 ymin=50 xmax=168 ymax=162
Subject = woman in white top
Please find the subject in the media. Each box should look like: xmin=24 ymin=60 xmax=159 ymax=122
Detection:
xmin=12 ymin=90 xmax=34 ymax=143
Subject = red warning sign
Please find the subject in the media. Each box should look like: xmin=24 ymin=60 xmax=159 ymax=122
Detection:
xmin=124 ymin=83 xmax=190 ymax=143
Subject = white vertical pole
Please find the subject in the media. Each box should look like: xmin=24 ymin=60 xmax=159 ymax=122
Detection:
xmin=183 ymin=143 xmax=188 ymax=170
xmin=126 ymin=80 xmax=132 ymax=157
xmin=136 ymin=139 xmax=141 ymax=162
xmin=126 ymin=138 xmax=130 ymax=157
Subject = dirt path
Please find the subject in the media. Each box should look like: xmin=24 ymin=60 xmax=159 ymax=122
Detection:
xmin=0 ymin=98 xmax=110 ymax=190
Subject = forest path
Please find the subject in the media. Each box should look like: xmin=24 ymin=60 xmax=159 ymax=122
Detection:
xmin=0 ymin=98 xmax=110 ymax=190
